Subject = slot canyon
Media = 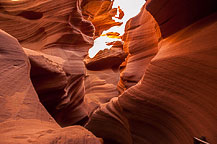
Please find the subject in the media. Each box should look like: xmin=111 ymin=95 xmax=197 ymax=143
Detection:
xmin=0 ymin=0 xmax=217 ymax=143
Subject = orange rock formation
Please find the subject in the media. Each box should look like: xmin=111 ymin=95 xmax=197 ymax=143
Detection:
xmin=0 ymin=29 xmax=101 ymax=143
xmin=0 ymin=0 xmax=217 ymax=144
xmin=86 ymin=1 xmax=217 ymax=144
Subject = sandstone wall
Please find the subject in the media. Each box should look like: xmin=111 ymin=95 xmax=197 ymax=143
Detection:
xmin=146 ymin=0 xmax=217 ymax=38
xmin=86 ymin=1 xmax=217 ymax=144
xmin=0 ymin=0 xmax=118 ymax=126
xmin=81 ymin=0 xmax=122 ymax=37
xmin=1 ymin=0 xmax=217 ymax=143
xmin=0 ymin=29 xmax=101 ymax=144
xmin=118 ymin=6 xmax=161 ymax=92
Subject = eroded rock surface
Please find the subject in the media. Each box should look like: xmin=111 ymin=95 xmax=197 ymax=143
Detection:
xmin=82 ymin=0 xmax=123 ymax=37
xmin=0 ymin=0 xmax=95 ymax=126
xmin=0 ymin=29 xmax=53 ymax=124
xmin=146 ymin=0 xmax=217 ymax=38
xmin=0 ymin=30 xmax=101 ymax=144
xmin=1 ymin=0 xmax=217 ymax=143
xmin=0 ymin=0 xmax=120 ymax=126
xmin=118 ymin=7 xmax=161 ymax=93
xmin=84 ymin=69 xmax=120 ymax=115
xmin=84 ymin=40 xmax=125 ymax=114
xmin=84 ymin=42 xmax=127 ymax=70
xmin=86 ymin=1 xmax=217 ymax=144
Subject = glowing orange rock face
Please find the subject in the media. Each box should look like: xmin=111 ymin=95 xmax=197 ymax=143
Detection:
xmin=0 ymin=0 xmax=116 ymax=142
xmin=82 ymin=0 xmax=123 ymax=37
xmin=0 ymin=0 xmax=119 ymax=128
xmin=115 ymin=6 xmax=124 ymax=19
xmin=87 ymin=0 xmax=146 ymax=59
xmin=84 ymin=43 xmax=127 ymax=71
xmin=86 ymin=1 xmax=217 ymax=144
xmin=1 ymin=0 xmax=217 ymax=144
xmin=101 ymin=32 xmax=121 ymax=39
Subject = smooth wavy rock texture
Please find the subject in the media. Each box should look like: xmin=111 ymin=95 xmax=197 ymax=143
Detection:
xmin=0 ymin=0 xmax=119 ymax=126
xmin=118 ymin=7 xmax=161 ymax=93
xmin=81 ymin=0 xmax=123 ymax=37
xmin=86 ymin=1 xmax=217 ymax=144
xmin=0 ymin=30 xmax=101 ymax=144
xmin=0 ymin=0 xmax=95 ymax=126
xmin=24 ymin=48 xmax=90 ymax=126
xmin=84 ymin=41 xmax=125 ymax=114
xmin=1 ymin=0 xmax=217 ymax=143
xmin=84 ymin=47 xmax=127 ymax=71
xmin=84 ymin=69 xmax=120 ymax=115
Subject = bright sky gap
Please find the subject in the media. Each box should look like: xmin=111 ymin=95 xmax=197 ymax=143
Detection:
xmin=88 ymin=0 xmax=146 ymax=58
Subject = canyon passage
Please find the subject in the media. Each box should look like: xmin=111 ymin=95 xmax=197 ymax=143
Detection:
xmin=0 ymin=0 xmax=217 ymax=144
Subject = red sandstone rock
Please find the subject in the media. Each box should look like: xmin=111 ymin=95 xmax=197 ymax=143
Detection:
xmin=0 ymin=0 xmax=94 ymax=51
xmin=1 ymin=0 xmax=217 ymax=143
xmin=84 ymin=69 xmax=120 ymax=115
xmin=106 ymin=40 xmax=123 ymax=47
xmin=146 ymin=0 xmax=217 ymax=38
xmin=86 ymin=2 xmax=217 ymax=144
xmin=81 ymin=0 xmax=123 ymax=37
xmin=84 ymin=40 xmax=124 ymax=113
xmin=0 ymin=29 xmax=53 ymax=124
xmin=0 ymin=120 xmax=102 ymax=144
xmin=84 ymin=46 xmax=127 ymax=71
xmin=0 ymin=0 xmax=98 ymax=126
xmin=0 ymin=0 xmax=122 ymax=128
xmin=0 ymin=30 xmax=101 ymax=144
xmin=118 ymin=7 xmax=161 ymax=92
xmin=24 ymin=48 xmax=89 ymax=126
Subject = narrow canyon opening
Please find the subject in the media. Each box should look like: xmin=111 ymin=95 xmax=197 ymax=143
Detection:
xmin=0 ymin=0 xmax=217 ymax=144
xmin=83 ymin=0 xmax=147 ymax=129
xmin=88 ymin=0 xmax=146 ymax=58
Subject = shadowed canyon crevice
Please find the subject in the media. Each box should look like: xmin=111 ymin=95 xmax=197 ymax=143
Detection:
xmin=0 ymin=0 xmax=217 ymax=144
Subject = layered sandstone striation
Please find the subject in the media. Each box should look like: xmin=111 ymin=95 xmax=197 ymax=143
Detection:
xmin=86 ymin=1 xmax=217 ymax=144
xmin=84 ymin=69 xmax=120 ymax=115
xmin=84 ymin=40 xmax=125 ymax=115
xmin=1 ymin=0 xmax=217 ymax=143
xmin=0 ymin=0 xmax=120 ymax=127
xmin=0 ymin=0 xmax=95 ymax=126
xmin=81 ymin=0 xmax=123 ymax=37
xmin=0 ymin=30 xmax=101 ymax=144
xmin=118 ymin=6 xmax=161 ymax=93
xmin=84 ymin=41 xmax=127 ymax=71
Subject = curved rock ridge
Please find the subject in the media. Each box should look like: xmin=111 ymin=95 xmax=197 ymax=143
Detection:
xmin=1 ymin=0 xmax=217 ymax=143
xmin=81 ymin=0 xmax=123 ymax=37
xmin=0 ymin=0 xmax=94 ymax=51
xmin=24 ymin=48 xmax=89 ymax=126
xmin=0 ymin=30 xmax=101 ymax=144
xmin=0 ymin=0 xmax=117 ymax=126
xmin=118 ymin=6 xmax=161 ymax=93
xmin=86 ymin=2 xmax=217 ymax=144
xmin=84 ymin=43 xmax=127 ymax=71
xmin=0 ymin=29 xmax=53 ymax=123
xmin=84 ymin=39 xmax=125 ymax=115
xmin=0 ymin=0 xmax=95 ymax=126
xmin=84 ymin=69 xmax=120 ymax=115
